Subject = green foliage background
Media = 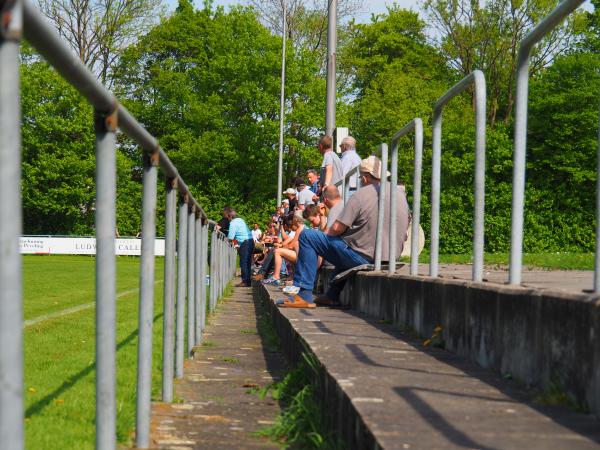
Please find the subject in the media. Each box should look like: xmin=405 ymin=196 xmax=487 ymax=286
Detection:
xmin=19 ymin=0 xmax=600 ymax=253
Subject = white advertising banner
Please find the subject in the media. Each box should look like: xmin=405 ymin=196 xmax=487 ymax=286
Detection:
xmin=19 ymin=236 xmax=165 ymax=256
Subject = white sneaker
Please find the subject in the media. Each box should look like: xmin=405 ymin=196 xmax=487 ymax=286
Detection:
xmin=282 ymin=285 xmax=300 ymax=295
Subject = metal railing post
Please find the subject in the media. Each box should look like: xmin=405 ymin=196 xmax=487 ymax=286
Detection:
xmin=201 ymin=224 xmax=208 ymax=330
xmin=194 ymin=215 xmax=202 ymax=345
xmin=175 ymin=198 xmax=188 ymax=378
xmin=0 ymin=2 xmax=24 ymax=448
xmin=509 ymin=0 xmax=584 ymax=285
xmin=187 ymin=206 xmax=196 ymax=356
xmin=135 ymin=152 xmax=158 ymax=449
xmin=429 ymin=71 xmax=487 ymax=280
xmin=210 ymin=228 xmax=217 ymax=310
xmin=596 ymin=107 xmax=600 ymax=291
xmin=162 ymin=178 xmax=177 ymax=402
xmin=94 ymin=106 xmax=118 ymax=450
xmin=374 ymin=143 xmax=388 ymax=270
xmin=389 ymin=119 xmax=423 ymax=275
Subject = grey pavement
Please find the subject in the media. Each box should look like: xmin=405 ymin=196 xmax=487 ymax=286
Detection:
xmin=399 ymin=263 xmax=595 ymax=293
xmin=260 ymin=284 xmax=600 ymax=450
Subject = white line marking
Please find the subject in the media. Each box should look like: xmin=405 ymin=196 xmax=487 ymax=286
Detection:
xmin=24 ymin=280 xmax=163 ymax=327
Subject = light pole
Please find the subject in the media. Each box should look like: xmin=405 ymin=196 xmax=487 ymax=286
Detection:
xmin=325 ymin=0 xmax=337 ymax=136
xmin=277 ymin=0 xmax=287 ymax=204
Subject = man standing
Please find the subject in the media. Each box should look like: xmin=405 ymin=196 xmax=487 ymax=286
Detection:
xmin=307 ymin=169 xmax=320 ymax=194
xmin=217 ymin=206 xmax=232 ymax=235
xmin=281 ymin=156 xmax=409 ymax=308
xmin=284 ymin=188 xmax=298 ymax=211
xmin=340 ymin=136 xmax=361 ymax=194
xmin=296 ymin=179 xmax=315 ymax=210
xmin=227 ymin=209 xmax=254 ymax=287
xmin=318 ymin=135 xmax=343 ymax=193
xmin=251 ymin=223 xmax=262 ymax=242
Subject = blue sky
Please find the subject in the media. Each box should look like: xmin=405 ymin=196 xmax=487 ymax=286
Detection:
xmin=165 ymin=0 xmax=421 ymax=22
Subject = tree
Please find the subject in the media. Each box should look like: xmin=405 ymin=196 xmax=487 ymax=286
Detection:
xmin=114 ymin=1 xmax=325 ymax=223
xmin=38 ymin=0 xmax=163 ymax=83
xmin=422 ymin=0 xmax=583 ymax=126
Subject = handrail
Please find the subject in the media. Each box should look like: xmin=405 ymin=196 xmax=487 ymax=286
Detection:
xmin=389 ymin=118 xmax=423 ymax=275
xmin=0 ymin=1 xmax=238 ymax=449
xmin=509 ymin=0 xmax=585 ymax=286
xmin=374 ymin=143 xmax=388 ymax=270
xmin=334 ymin=165 xmax=360 ymax=204
xmin=430 ymin=70 xmax=487 ymax=282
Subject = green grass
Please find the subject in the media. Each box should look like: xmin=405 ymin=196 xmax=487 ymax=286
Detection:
xmin=402 ymin=252 xmax=595 ymax=271
xmin=23 ymin=255 xmax=165 ymax=449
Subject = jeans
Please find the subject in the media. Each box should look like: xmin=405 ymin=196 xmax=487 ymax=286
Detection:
xmin=294 ymin=229 xmax=371 ymax=301
xmin=259 ymin=249 xmax=274 ymax=275
xmin=238 ymin=239 xmax=255 ymax=285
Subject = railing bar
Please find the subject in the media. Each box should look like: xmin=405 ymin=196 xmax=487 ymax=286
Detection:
xmin=374 ymin=143 xmax=388 ymax=270
xmin=509 ymin=0 xmax=584 ymax=285
xmin=94 ymin=109 xmax=117 ymax=450
xmin=0 ymin=1 xmax=25 ymax=447
xmin=135 ymin=155 xmax=158 ymax=449
xmin=175 ymin=200 xmax=188 ymax=378
xmin=430 ymin=70 xmax=486 ymax=280
xmin=187 ymin=206 xmax=196 ymax=357
xmin=389 ymin=137 xmax=399 ymax=274
xmin=200 ymin=224 xmax=208 ymax=334
xmin=161 ymin=179 xmax=177 ymax=402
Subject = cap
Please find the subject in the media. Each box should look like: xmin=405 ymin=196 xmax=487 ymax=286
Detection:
xmin=284 ymin=188 xmax=296 ymax=195
xmin=359 ymin=155 xmax=390 ymax=179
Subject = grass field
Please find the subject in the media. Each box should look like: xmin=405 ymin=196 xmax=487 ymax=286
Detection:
xmin=23 ymin=255 xmax=166 ymax=449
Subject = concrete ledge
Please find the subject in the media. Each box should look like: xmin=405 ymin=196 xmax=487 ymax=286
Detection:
xmin=327 ymin=269 xmax=600 ymax=416
xmin=255 ymin=283 xmax=600 ymax=449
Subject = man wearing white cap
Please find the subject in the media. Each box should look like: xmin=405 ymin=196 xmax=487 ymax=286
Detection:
xmin=280 ymin=155 xmax=409 ymax=308
xmin=284 ymin=188 xmax=297 ymax=210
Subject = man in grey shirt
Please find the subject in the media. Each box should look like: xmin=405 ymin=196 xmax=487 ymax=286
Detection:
xmin=322 ymin=185 xmax=343 ymax=230
xmin=318 ymin=135 xmax=343 ymax=193
xmin=280 ymin=156 xmax=409 ymax=308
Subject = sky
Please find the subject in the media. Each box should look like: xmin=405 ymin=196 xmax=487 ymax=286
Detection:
xmin=165 ymin=0 xmax=422 ymax=22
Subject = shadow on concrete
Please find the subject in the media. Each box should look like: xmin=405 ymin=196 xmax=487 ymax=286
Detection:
xmin=393 ymin=386 xmax=499 ymax=450
xmin=26 ymin=312 xmax=163 ymax=418
xmin=342 ymin=309 xmax=600 ymax=445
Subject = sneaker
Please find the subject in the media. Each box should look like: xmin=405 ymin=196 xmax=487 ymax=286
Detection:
xmin=262 ymin=276 xmax=282 ymax=285
xmin=282 ymin=285 xmax=300 ymax=295
xmin=281 ymin=295 xmax=316 ymax=309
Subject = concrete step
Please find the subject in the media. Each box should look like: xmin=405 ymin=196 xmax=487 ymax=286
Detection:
xmin=257 ymin=284 xmax=600 ymax=450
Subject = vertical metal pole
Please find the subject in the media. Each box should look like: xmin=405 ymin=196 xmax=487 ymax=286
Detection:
xmin=210 ymin=229 xmax=217 ymax=310
xmin=374 ymin=144 xmax=388 ymax=270
xmin=0 ymin=3 xmax=24 ymax=448
xmin=389 ymin=139 xmax=399 ymax=274
xmin=277 ymin=0 xmax=287 ymax=203
xmin=175 ymin=198 xmax=188 ymax=378
xmin=135 ymin=152 xmax=158 ymax=449
xmin=94 ymin=107 xmax=118 ymax=450
xmin=201 ymin=224 xmax=208 ymax=329
xmin=472 ymin=71 xmax=487 ymax=282
xmin=162 ymin=178 xmax=177 ymax=402
xmin=187 ymin=206 xmax=195 ymax=357
xmin=596 ymin=105 xmax=600 ymax=291
xmin=325 ymin=0 xmax=337 ymax=136
xmin=194 ymin=215 xmax=202 ymax=345
xmin=430 ymin=109 xmax=442 ymax=277
xmin=411 ymin=120 xmax=423 ymax=276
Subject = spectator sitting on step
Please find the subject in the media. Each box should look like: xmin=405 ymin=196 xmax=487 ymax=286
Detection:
xmin=278 ymin=155 xmax=410 ymax=308
xmin=253 ymin=214 xmax=296 ymax=281
xmin=227 ymin=208 xmax=254 ymax=288
xmin=263 ymin=213 xmax=305 ymax=286
xmin=321 ymin=185 xmax=343 ymax=231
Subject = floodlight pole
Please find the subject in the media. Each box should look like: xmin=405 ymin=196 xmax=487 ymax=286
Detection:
xmin=325 ymin=0 xmax=337 ymax=136
xmin=277 ymin=0 xmax=287 ymax=203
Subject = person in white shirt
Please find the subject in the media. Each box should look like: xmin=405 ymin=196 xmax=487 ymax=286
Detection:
xmin=296 ymin=180 xmax=315 ymax=210
xmin=340 ymin=135 xmax=361 ymax=193
xmin=251 ymin=223 xmax=262 ymax=242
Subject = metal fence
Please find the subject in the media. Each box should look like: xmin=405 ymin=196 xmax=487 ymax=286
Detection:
xmin=0 ymin=1 xmax=238 ymax=449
